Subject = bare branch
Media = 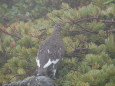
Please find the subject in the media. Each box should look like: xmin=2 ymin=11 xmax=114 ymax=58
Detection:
xmin=0 ymin=27 xmax=21 ymax=39
xmin=75 ymin=17 xmax=98 ymax=23
xmin=107 ymin=29 xmax=115 ymax=33
xmin=74 ymin=17 xmax=115 ymax=24
xmin=8 ymin=74 xmax=26 ymax=83
xmin=99 ymin=19 xmax=115 ymax=23
xmin=29 ymin=32 xmax=46 ymax=39
xmin=47 ymin=16 xmax=57 ymax=24
xmin=76 ymin=23 xmax=98 ymax=34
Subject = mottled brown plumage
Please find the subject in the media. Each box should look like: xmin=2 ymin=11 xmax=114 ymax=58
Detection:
xmin=36 ymin=24 xmax=65 ymax=78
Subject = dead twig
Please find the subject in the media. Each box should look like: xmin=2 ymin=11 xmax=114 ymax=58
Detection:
xmin=0 ymin=27 xmax=21 ymax=39
xmin=99 ymin=19 xmax=115 ymax=23
xmin=8 ymin=74 xmax=27 ymax=83
xmin=75 ymin=17 xmax=98 ymax=23
xmin=106 ymin=29 xmax=115 ymax=33
xmin=76 ymin=23 xmax=98 ymax=34
xmin=74 ymin=17 xmax=115 ymax=24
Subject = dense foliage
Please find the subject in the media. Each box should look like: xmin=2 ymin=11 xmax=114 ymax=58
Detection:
xmin=0 ymin=0 xmax=115 ymax=86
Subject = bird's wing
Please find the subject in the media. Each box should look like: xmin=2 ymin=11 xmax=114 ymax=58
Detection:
xmin=37 ymin=36 xmax=65 ymax=68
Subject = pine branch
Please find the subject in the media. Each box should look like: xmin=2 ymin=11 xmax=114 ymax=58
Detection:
xmin=30 ymin=32 xmax=46 ymax=39
xmin=75 ymin=17 xmax=98 ymax=23
xmin=99 ymin=19 xmax=115 ymax=23
xmin=63 ymin=15 xmax=99 ymax=34
xmin=51 ymin=13 xmax=65 ymax=23
xmin=106 ymin=29 xmax=115 ymax=33
xmin=38 ymin=28 xmax=47 ymax=31
xmin=52 ymin=11 xmax=115 ymax=24
xmin=8 ymin=74 xmax=26 ymax=83
xmin=0 ymin=26 xmax=47 ymax=39
xmin=74 ymin=17 xmax=115 ymax=24
xmin=47 ymin=16 xmax=57 ymax=24
xmin=76 ymin=23 xmax=98 ymax=34
xmin=63 ymin=15 xmax=115 ymax=34
xmin=75 ymin=48 xmax=88 ymax=50
xmin=0 ymin=27 xmax=21 ymax=39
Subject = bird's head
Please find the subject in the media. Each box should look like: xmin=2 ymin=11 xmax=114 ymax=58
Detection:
xmin=53 ymin=23 xmax=64 ymax=32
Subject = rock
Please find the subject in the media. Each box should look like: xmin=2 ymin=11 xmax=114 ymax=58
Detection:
xmin=3 ymin=76 xmax=56 ymax=86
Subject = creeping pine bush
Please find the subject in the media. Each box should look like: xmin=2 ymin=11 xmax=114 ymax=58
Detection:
xmin=0 ymin=0 xmax=115 ymax=85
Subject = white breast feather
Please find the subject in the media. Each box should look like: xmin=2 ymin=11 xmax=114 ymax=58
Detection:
xmin=43 ymin=59 xmax=52 ymax=68
xmin=52 ymin=59 xmax=60 ymax=64
xmin=43 ymin=59 xmax=60 ymax=68
xmin=36 ymin=58 xmax=40 ymax=67
xmin=48 ymin=49 xmax=50 ymax=53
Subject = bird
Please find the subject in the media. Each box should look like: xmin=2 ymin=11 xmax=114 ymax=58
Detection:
xmin=36 ymin=23 xmax=65 ymax=78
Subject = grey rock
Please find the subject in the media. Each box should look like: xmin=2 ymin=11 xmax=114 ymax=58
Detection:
xmin=3 ymin=76 xmax=56 ymax=86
